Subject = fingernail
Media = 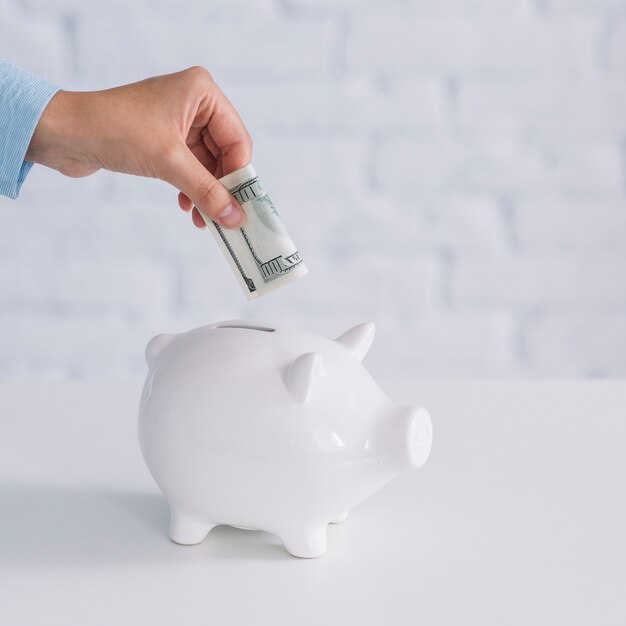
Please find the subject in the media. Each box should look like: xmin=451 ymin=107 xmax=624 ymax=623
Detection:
xmin=218 ymin=203 xmax=244 ymax=228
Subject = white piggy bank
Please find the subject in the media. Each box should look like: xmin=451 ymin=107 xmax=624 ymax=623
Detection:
xmin=138 ymin=320 xmax=432 ymax=558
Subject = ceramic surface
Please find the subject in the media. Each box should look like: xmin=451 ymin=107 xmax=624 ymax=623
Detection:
xmin=138 ymin=320 xmax=432 ymax=558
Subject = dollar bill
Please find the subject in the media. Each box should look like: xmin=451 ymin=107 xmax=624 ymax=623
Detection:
xmin=202 ymin=164 xmax=308 ymax=300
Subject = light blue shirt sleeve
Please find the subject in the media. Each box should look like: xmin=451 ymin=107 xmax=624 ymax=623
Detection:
xmin=0 ymin=59 xmax=60 ymax=199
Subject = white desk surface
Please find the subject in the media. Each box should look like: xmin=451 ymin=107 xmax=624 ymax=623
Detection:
xmin=1 ymin=380 xmax=625 ymax=625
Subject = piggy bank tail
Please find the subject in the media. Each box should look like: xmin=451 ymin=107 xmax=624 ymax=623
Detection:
xmin=145 ymin=334 xmax=175 ymax=365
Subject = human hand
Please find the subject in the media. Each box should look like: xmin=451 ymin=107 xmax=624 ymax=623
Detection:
xmin=26 ymin=66 xmax=252 ymax=229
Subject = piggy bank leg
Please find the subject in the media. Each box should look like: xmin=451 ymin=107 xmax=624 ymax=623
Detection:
xmin=169 ymin=508 xmax=215 ymax=545
xmin=279 ymin=525 xmax=328 ymax=558
xmin=330 ymin=510 xmax=349 ymax=524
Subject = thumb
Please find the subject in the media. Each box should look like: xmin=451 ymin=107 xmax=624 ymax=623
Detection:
xmin=163 ymin=146 xmax=245 ymax=228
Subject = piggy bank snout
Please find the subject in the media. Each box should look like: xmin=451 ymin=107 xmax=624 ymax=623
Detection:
xmin=405 ymin=407 xmax=433 ymax=468
xmin=378 ymin=405 xmax=432 ymax=472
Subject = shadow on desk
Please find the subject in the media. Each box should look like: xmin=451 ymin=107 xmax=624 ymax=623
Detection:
xmin=0 ymin=484 xmax=293 ymax=567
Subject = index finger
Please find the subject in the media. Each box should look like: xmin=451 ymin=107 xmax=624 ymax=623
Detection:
xmin=205 ymin=84 xmax=253 ymax=177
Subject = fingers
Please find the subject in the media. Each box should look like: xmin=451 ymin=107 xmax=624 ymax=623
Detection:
xmin=165 ymin=145 xmax=245 ymax=229
xmin=178 ymin=191 xmax=192 ymax=212
xmin=173 ymin=68 xmax=253 ymax=229
xmin=205 ymin=84 xmax=253 ymax=176
xmin=179 ymin=193 xmax=208 ymax=230
xmin=191 ymin=207 xmax=206 ymax=228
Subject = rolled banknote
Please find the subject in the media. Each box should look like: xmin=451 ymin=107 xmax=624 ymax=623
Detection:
xmin=201 ymin=164 xmax=308 ymax=300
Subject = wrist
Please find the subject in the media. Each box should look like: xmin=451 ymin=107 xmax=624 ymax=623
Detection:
xmin=26 ymin=90 xmax=99 ymax=178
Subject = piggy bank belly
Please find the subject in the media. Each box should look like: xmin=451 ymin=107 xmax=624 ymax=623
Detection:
xmin=139 ymin=407 xmax=390 ymax=543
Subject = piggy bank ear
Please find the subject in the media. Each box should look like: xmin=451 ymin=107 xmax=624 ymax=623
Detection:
xmin=145 ymin=334 xmax=175 ymax=365
xmin=336 ymin=322 xmax=375 ymax=361
xmin=285 ymin=352 xmax=325 ymax=403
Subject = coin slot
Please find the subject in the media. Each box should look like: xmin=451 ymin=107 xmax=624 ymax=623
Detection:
xmin=216 ymin=324 xmax=275 ymax=332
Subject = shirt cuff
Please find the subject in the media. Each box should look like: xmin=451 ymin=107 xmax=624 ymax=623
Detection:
xmin=0 ymin=60 xmax=60 ymax=199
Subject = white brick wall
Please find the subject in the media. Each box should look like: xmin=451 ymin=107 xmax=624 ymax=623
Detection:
xmin=458 ymin=77 xmax=626 ymax=141
xmin=1 ymin=0 xmax=625 ymax=380
xmin=346 ymin=15 xmax=598 ymax=77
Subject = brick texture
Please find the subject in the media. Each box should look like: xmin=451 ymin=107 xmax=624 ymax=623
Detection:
xmin=0 ymin=0 xmax=625 ymax=379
